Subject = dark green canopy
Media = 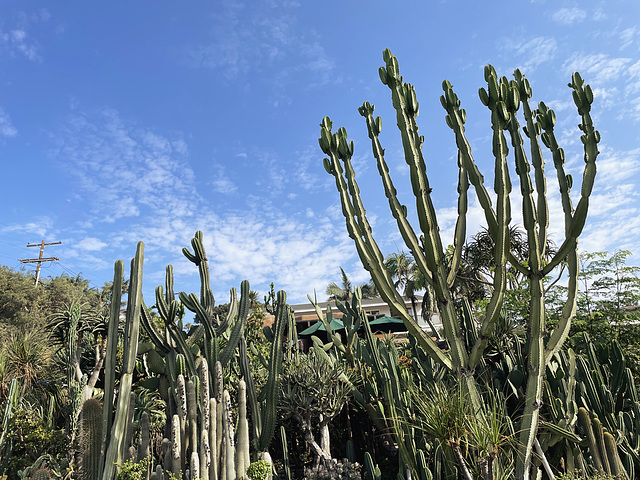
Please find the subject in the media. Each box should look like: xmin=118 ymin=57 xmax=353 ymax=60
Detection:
xmin=298 ymin=318 xmax=345 ymax=336
xmin=368 ymin=316 xmax=404 ymax=326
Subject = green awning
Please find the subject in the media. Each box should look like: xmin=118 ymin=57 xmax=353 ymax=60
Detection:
xmin=368 ymin=316 xmax=405 ymax=326
xmin=299 ymin=318 xmax=345 ymax=336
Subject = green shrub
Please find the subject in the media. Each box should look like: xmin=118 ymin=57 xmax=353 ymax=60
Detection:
xmin=5 ymin=407 xmax=68 ymax=479
xmin=116 ymin=457 xmax=149 ymax=480
xmin=247 ymin=459 xmax=271 ymax=480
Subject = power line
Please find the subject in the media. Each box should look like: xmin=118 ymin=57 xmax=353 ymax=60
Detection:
xmin=20 ymin=240 xmax=62 ymax=287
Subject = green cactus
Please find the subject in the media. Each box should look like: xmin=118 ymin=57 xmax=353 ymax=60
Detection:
xmin=30 ymin=469 xmax=52 ymax=480
xmin=236 ymin=379 xmax=250 ymax=478
xmin=80 ymin=398 xmax=103 ymax=480
xmin=577 ymin=407 xmax=630 ymax=479
xmin=102 ymin=242 xmax=144 ymax=480
xmin=364 ymin=452 xmax=382 ymax=480
xmin=280 ymin=426 xmax=291 ymax=480
xmin=320 ymin=49 xmax=600 ymax=479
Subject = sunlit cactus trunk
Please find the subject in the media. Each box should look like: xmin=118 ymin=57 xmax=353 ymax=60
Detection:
xmin=320 ymin=49 xmax=599 ymax=478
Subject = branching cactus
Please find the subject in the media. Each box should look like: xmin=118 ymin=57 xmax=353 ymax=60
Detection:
xmin=320 ymin=49 xmax=599 ymax=478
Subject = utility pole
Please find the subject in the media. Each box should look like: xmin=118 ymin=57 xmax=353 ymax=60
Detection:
xmin=20 ymin=240 xmax=62 ymax=287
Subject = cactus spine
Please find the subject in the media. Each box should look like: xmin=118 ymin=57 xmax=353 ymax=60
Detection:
xmin=320 ymin=49 xmax=600 ymax=479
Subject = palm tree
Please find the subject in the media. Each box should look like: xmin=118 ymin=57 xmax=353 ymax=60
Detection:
xmin=384 ymin=251 xmax=441 ymax=339
xmin=326 ymin=268 xmax=378 ymax=302
xmin=326 ymin=267 xmax=353 ymax=301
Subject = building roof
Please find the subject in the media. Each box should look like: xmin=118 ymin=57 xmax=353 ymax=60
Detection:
xmin=290 ymin=295 xmax=423 ymax=314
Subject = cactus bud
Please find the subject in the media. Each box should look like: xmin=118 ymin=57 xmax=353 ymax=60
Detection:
xmin=445 ymin=114 xmax=454 ymax=129
xmin=323 ymin=158 xmax=332 ymax=174
xmin=585 ymin=84 xmax=594 ymax=104
xmin=378 ymin=66 xmax=388 ymax=85
xmin=375 ymin=116 xmax=382 ymax=134
xmin=479 ymin=87 xmax=489 ymax=106
xmin=509 ymin=87 xmax=520 ymax=111
xmin=488 ymin=76 xmax=499 ymax=103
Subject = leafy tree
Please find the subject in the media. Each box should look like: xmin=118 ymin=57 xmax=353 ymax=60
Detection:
xmin=567 ymin=251 xmax=640 ymax=366
xmin=278 ymin=351 xmax=354 ymax=463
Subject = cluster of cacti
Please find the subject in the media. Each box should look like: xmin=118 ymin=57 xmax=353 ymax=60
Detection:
xmin=320 ymin=48 xmax=600 ymax=478
xmin=65 ymin=233 xmax=297 ymax=480
xmin=139 ymin=359 xmax=251 ymax=480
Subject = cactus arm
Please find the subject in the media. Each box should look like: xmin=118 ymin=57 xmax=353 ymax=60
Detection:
xmin=358 ymin=103 xmax=433 ymax=290
xmin=380 ymin=51 xmax=443 ymax=277
xmin=218 ymin=281 xmax=250 ymax=368
xmin=321 ymin=118 xmax=452 ymax=371
xmin=99 ymin=259 xmax=123 ymax=479
xmin=238 ymin=335 xmax=262 ymax=451
xmin=442 ymin=83 xmax=529 ymax=279
xmin=515 ymin=70 xmax=549 ymax=257
xmin=542 ymin=75 xmax=599 ymax=276
xmin=102 ymin=243 xmax=144 ymax=480
xmin=544 ymin=75 xmax=599 ymax=360
xmin=140 ymin=300 xmax=170 ymax=354
xmin=468 ymin=70 xmax=513 ymax=369
xmin=447 ymin=151 xmax=469 ymax=288
xmin=383 ymin=64 xmax=477 ymax=380
xmin=122 ymin=243 xmax=144 ymax=374
xmin=257 ymin=291 xmax=288 ymax=452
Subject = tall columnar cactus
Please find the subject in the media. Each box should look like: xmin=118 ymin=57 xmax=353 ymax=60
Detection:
xmin=101 ymin=242 xmax=144 ymax=480
xmin=320 ymin=49 xmax=599 ymax=478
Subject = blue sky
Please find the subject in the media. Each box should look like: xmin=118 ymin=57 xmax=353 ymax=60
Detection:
xmin=1 ymin=1 xmax=639 ymax=305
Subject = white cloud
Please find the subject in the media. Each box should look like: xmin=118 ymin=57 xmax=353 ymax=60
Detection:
xmin=0 ymin=108 xmax=17 ymax=137
xmin=620 ymin=27 xmax=637 ymax=50
xmin=53 ymin=108 xmax=198 ymax=223
xmin=77 ymin=237 xmax=108 ymax=252
xmin=500 ymin=36 xmax=558 ymax=72
xmin=552 ymin=8 xmax=587 ymax=25
xmin=185 ymin=0 xmax=336 ymax=97
xmin=564 ymin=53 xmax=631 ymax=84
xmin=0 ymin=10 xmax=50 ymax=61
xmin=48 ymin=106 xmax=364 ymax=303
xmin=0 ymin=218 xmax=54 ymax=237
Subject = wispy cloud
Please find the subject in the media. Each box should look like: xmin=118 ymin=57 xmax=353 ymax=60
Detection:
xmin=52 ymin=108 xmax=197 ymax=223
xmin=184 ymin=0 xmax=336 ymax=95
xmin=551 ymin=8 xmax=587 ymax=25
xmin=208 ymin=164 xmax=238 ymax=194
xmin=0 ymin=108 xmax=17 ymax=137
xmin=0 ymin=217 xmax=54 ymax=237
xmin=0 ymin=9 xmax=50 ymax=61
xmin=619 ymin=27 xmax=637 ymax=50
xmin=499 ymin=36 xmax=558 ymax=72
xmin=49 ymin=106 xmax=359 ymax=302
